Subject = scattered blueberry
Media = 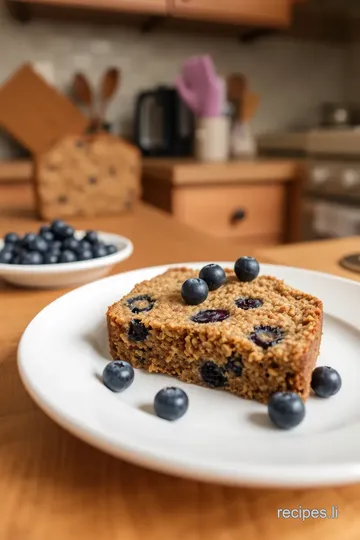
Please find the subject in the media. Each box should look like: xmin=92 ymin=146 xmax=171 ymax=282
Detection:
xmin=84 ymin=230 xmax=98 ymax=244
xmin=80 ymin=240 xmax=92 ymax=251
xmin=127 ymin=294 xmax=155 ymax=314
xmin=250 ymin=325 xmax=284 ymax=349
xmin=128 ymin=319 xmax=149 ymax=342
xmin=191 ymin=309 xmax=230 ymax=324
xmin=77 ymin=249 xmax=93 ymax=261
xmin=235 ymin=297 xmax=263 ymax=310
xmin=21 ymin=233 xmax=37 ymax=248
xmin=62 ymin=237 xmax=80 ymax=252
xmin=59 ymin=250 xmax=77 ymax=263
xmin=51 ymin=220 xmax=74 ymax=239
xmin=234 ymin=256 xmax=260 ymax=282
xmin=225 ymin=356 xmax=243 ymax=376
xmin=29 ymin=235 xmax=48 ymax=253
xmin=92 ymin=244 xmax=108 ymax=258
xmin=199 ymin=264 xmax=226 ymax=291
xmin=154 ymin=387 xmax=189 ymax=421
xmin=51 ymin=240 xmax=62 ymax=252
xmin=20 ymin=251 xmax=44 ymax=265
xmin=0 ymin=249 xmax=13 ymax=264
xmin=181 ymin=278 xmax=208 ymax=305
xmin=200 ymin=361 xmax=227 ymax=388
xmin=4 ymin=232 xmax=19 ymax=244
xmin=43 ymin=253 xmax=59 ymax=264
xmin=268 ymin=392 xmax=305 ymax=429
xmin=311 ymin=366 xmax=342 ymax=398
xmin=39 ymin=226 xmax=55 ymax=242
xmin=102 ymin=360 xmax=134 ymax=392
xmin=106 ymin=244 xmax=117 ymax=255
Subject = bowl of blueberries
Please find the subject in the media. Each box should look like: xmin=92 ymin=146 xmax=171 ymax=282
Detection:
xmin=0 ymin=219 xmax=133 ymax=289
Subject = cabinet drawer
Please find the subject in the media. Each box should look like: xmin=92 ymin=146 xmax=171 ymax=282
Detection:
xmin=173 ymin=184 xmax=286 ymax=239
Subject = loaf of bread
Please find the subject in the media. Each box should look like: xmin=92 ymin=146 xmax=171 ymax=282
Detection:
xmin=107 ymin=267 xmax=323 ymax=404
xmin=35 ymin=132 xmax=140 ymax=220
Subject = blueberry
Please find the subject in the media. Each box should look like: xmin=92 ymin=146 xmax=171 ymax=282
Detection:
xmin=128 ymin=319 xmax=149 ymax=342
xmin=0 ymin=249 xmax=13 ymax=264
xmin=20 ymin=251 xmax=44 ymax=265
xmin=84 ymin=230 xmax=98 ymax=244
xmin=191 ymin=309 xmax=230 ymax=324
xmin=29 ymin=235 xmax=49 ymax=253
xmin=39 ymin=227 xmax=55 ymax=242
xmin=234 ymin=256 xmax=260 ymax=282
xmin=80 ymin=240 xmax=92 ymax=251
xmin=21 ymin=233 xmax=37 ymax=248
xmin=235 ymin=297 xmax=263 ymax=310
xmin=102 ymin=360 xmax=134 ymax=392
xmin=106 ymin=244 xmax=117 ymax=255
xmin=51 ymin=240 xmax=62 ymax=253
xmin=127 ymin=294 xmax=155 ymax=314
xmin=77 ymin=249 xmax=93 ymax=261
xmin=154 ymin=387 xmax=189 ymax=421
xmin=311 ymin=366 xmax=342 ymax=398
xmin=92 ymin=244 xmax=108 ymax=258
xmin=51 ymin=220 xmax=74 ymax=239
xmin=250 ymin=325 xmax=284 ymax=349
xmin=225 ymin=356 xmax=243 ymax=377
xmin=4 ymin=232 xmax=19 ymax=244
xmin=43 ymin=253 xmax=59 ymax=264
xmin=200 ymin=361 xmax=227 ymax=388
xmin=62 ymin=237 xmax=80 ymax=252
xmin=199 ymin=264 xmax=226 ymax=291
xmin=59 ymin=250 xmax=77 ymax=263
xmin=181 ymin=278 xmax=208 ymax=305
xmin=268 ymin=392 xmax=305 ymax=429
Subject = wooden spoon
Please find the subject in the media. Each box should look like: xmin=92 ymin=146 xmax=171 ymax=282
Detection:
xmin=72 ymin=73 xmax=93 ymax=118
xmin=98 ymin=67 xmax=121 ymax=129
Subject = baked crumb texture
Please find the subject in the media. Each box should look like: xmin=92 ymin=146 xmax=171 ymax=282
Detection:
xmin=107 ymin=268 xmax=323 ymax=404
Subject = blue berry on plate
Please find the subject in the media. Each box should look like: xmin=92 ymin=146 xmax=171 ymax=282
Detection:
xmin=51 ymin=220 xmax=74 ymax=239
xmin=181 ymin=278 xmax=208 ymax=305
xmin=39 ymin=226 xmax=55 ymax=242
xmin=43 ymin=253 xmax=59 ymax=264
xmin=127 ymin=294 xmax=155 ymax=314
xmin=199 ymin=264 xmax=226 ymax=291
xmin=268 ymin=392 xmax=305 ymax=429
xmin=250 ymin=325 xmax=284 ymax=349
xmin=102 ymin=360 xmax=134 ymax=392
xmin=20 ymin=251 xmax=44 ymax=265
xmin=106 ymin=244 xmax=117 ymax=255
xmin=80 ymin=240 xmax=92 ymax=251
xmin=51 ymin=240 xmax=62 ymax=253
xmin=77 ymin=249 xmax=93 ymax=261
xmin=128 ymin=319 xmax=149 ymax=342
xmin=154 ymin=387 xmax=189 ymax=421
xmin=59 ymin=250 xmax=77 ymax=263
xmin=4 ymin=232 xmax=19 ymax=244
xmin=21 ymin=233 xmax=37 ymax=248
xmin=311 ymin=366 xmax=342 ymax=398
xmin=29 ymin=235 xmax=49 ymax=253
xmin=84 ymin=230 xmax=98 ymax=244
xmin=200 ymin=361 xmax=227 ymax=388
xmin=191 ymin=309 xmax=230 ymax=324
xmin=62 ymin=237 xmax=80 ymax=252
xmin=92 ymin=244 xmax=108 ymax=258
xmin=234 ymin=256 xmax=260 ymax=282
xmin=0 ymin=249 xmax=13 ymax=264
xmin=235 ymin=297 xmax=263 ymax=310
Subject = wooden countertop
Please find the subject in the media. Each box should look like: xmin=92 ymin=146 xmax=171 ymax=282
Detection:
xmin=143 ymin=157 xmax=300 ymax=186
xmin=1 ymin=186 xmax=360 ymax=539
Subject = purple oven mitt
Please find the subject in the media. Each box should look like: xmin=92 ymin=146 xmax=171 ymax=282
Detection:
xmin=175 ymin=55 xmax=222 ymax=117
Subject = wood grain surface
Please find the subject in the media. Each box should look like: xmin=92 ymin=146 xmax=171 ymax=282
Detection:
xmin=1 ymin=185 xmax=360 ymax=539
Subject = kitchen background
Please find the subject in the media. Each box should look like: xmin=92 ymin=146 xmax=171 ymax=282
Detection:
xmin=2 ymin=0 xmax=360 ymax=250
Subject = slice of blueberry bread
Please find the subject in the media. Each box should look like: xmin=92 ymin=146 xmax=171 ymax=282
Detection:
xmin=106 ymin=268 xmax=323 ymax=404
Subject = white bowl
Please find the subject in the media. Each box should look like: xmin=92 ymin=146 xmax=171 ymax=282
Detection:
xmin=0 ymin=231 xmax=133 ymax=289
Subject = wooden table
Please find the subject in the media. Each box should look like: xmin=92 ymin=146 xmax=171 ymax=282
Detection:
xmin=1 ymin=188 xmax=360 ymax=539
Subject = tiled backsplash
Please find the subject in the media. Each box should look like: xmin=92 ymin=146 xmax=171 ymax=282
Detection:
xmin=0 ymin=4 xmax=347 ymax=158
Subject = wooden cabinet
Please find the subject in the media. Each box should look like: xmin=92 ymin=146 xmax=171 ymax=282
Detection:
xmin=142 ymin=159 xmax=301 ymax=247
xmin=169 ymin=0 xmax=291 ymax=26
xmin=11 ymin=0 xmax=168 ymax=15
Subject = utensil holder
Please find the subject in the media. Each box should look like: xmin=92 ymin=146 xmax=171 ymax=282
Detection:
xmin=195 ymin=117 xmax=230 ymax=162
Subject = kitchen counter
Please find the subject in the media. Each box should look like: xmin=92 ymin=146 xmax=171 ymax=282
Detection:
xmin=142 ymin=157 xmax=300 ymax=185
xmin=1 ymin=185 xmax=360 ymax=539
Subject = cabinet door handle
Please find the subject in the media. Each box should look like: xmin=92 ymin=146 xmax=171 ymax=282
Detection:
xmin=230 ymin=208 xmax=246 ymax=225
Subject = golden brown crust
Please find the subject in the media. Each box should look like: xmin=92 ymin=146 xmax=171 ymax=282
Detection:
xmin=107 ymin=268 xmax=323 ymax=403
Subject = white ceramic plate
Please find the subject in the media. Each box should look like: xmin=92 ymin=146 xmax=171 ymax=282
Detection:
xmin=18 ymin=263 xmax=360 ymax=488
xmin=0 ymin=231 xmax=133 ymax=288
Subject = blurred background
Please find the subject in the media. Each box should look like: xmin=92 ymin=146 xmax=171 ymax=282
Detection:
xmin=1 ymin=0 xmax=360 ymax=246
